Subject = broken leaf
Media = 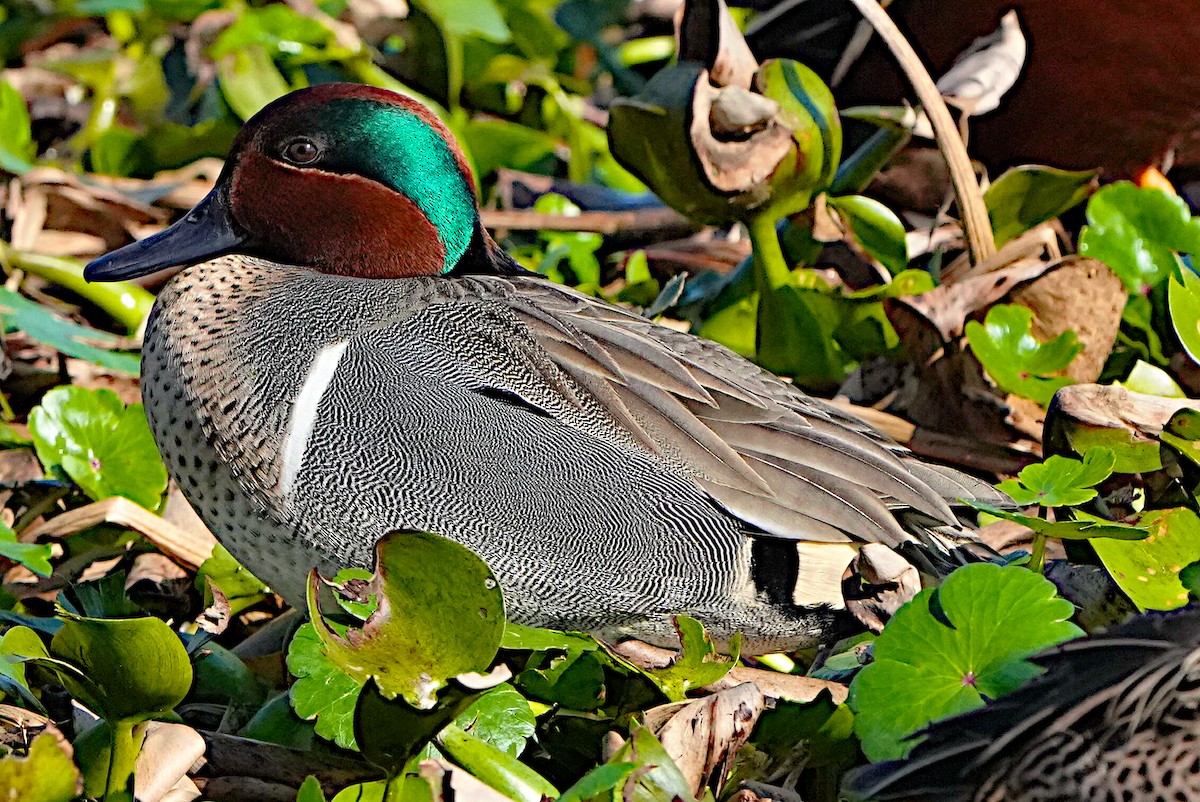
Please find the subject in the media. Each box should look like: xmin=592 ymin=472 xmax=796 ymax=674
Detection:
xmin=307 ymin=531 xmax=504 ymax=710
xmin=0 ymin=733 xmax=81 ymax=802
xmin=637 ymin=615 xmax=740 ymax=702
xmin=965 ymin=303 xmax=1081 ymax=406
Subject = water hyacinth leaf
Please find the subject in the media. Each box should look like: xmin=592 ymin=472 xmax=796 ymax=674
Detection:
xmin=638 ymin=615 xmax=739 ymax=701
xmin=984 ymin=165 xmax=1097 ymax=246
xmin=197 ymin=544 xmax=271 ymax=616
xmin=556 ymin=762 xmax=640 ymax=802
xmin=1092 ymin=506 xmax=1200 ymax=611
xmin=0 ymin=288 xmax=141 ymax=375
xmin=0 ymin=79 xmax=34 ymax=174
xmin=49 ymin=614 xmax=192 ymax=722
xmin=964 ymin=303 xmax=1081 ymax=406
xmin=500 ymin=622 xmax=598 ymax=653
xmin=1117 ymin=360 xmax=1185 ymax=398
xmin=1079 ymin=181 xmax=1200 ymax=293
xmin=287 ymin=622 xmax=362 ymax=750
xmin=210 ymin=4 xmax=336 ymax=61
xmin=996 ymin=447 xmax=1116 ymax=507
xmin=0 ymin=518 xmax=53 ymax=577
xmin=1169 ymin=269 xmax=1200 ymax=366
xmin=307 ymin=531 xmax=504 ymax=710
xmin=848 ymin=563 xmax=1083 ymax=761
xmin=757 ymin=280 xmax=848 ymax=391
xmin=217 ymin=46 xmax=290 ymax=120
xmin=28 ymin=387 xmax=168 ymax=510
xmin=437 ymin=725 xmax=559 ymax=802
xmin=757 ymin=58 xmax=842 ymax=203
xmin=414 ymin=0 xmax=511 ymax=42
xmin=826 ymin=194 xmax=907 ymax=275
xmin=605 ymin=726 xmax=696 ymax=802
xmin=518 ymin=648 xmax=606 ymax=710
xmin=0 ymin=733 xmax=81 ymax=802
xmin=0 ymin=625 xmax=49 ymax=706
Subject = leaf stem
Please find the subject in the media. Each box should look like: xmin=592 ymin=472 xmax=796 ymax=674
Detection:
xmin=747 ymin=214 xmax=791 ymax=291
xmin=1028 ymin=506 xmax=1047 ymax=572
xmin=844 ymin=0 xmax=995 ymax=266
xmin=382 ymin=772 xmax=407 ymax=802
xmin=104 ymin=719 xmax=144 ymax=800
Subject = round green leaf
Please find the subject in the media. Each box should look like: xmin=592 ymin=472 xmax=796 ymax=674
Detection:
xmin=287 ymin=622 xmax=362 ymax=750
xmin=49 ymin=614 xmax=192 ymax=723
xmin=849 ymin=563 xmax=1082 ymax=761
xmin=307 ymin=531 xmax=504 ymax=710
xmin=28 ymin=386 xmax=167 ymax=509
xmin=964 ymin=304 xmax=1080 ymax=406
xmin=1092 ymin=506 xmax=1200 ymax=611
xmin=1080 ymin=181 xmax=1200 ymax=293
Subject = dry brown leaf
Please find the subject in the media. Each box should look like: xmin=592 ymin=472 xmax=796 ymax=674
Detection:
xmin=676 ymin=0 xmax=759 ymax=90
xmin=644 ymin=683 xmax=765 ymax=798
xmin=843 ymin=543 xmax=921 ymax=633
xmin=419 ymin=758 xmax=520 ymax=802
xmin=135 ymin=721 xmax=206 ymax=802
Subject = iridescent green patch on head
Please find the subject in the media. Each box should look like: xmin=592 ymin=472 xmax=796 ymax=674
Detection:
xmin=315 ymin=98 xmax=476 ymax=273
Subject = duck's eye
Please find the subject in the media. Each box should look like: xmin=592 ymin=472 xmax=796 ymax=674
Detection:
xmin=281 ymin=138 xmax=321 ymax=166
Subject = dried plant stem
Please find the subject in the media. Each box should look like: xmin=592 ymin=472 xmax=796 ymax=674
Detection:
xmin=845 ymin=0 xmax=996 ymax=266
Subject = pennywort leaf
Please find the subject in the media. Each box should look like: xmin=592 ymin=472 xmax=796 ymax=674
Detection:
xmin=965 ymin=304 xmax=1080 ymax=406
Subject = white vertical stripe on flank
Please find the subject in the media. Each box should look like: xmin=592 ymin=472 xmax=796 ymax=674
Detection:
xmin=279 ymin=340 xmax=349 ymax=497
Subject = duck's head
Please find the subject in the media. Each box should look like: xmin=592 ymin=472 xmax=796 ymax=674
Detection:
xmin=86 ymin=83 xmax=490 ymax=282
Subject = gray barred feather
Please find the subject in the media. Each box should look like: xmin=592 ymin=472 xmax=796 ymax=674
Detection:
xmin=144 ymin=255 xmax=1004 ymax=652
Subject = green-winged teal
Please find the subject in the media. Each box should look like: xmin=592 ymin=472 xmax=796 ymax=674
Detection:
xmin=842 ymin=605 xmax=1200 ymax=801
xmin=85 ymin=83 xmax=1005 ymax=652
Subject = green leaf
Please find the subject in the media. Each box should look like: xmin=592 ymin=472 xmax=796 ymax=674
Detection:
xmin=0 ymin=733 xmax=81 ymax=802
xmin=28 ymin=386 xmax=168 ymax=509
xmin=827 ymin=194 xmax=908 ymax=275
xmin=437 ymin=725 xmax=558 ymax=802
xmin=0 ymin=79 xmax=34 ymax=174
xmin=848 ymin=563 xmax=1082 ymax=761
xmin=296 ymin=776 xmax=326 ymax=802
xmin=965 ymin=303 xmax=1080 ymax=406
xmin=462 ymin=119 xmax=558 ymax=180
xmin=1092 ymin=506 xmax=1200 ymax=611
xmin=556 ymin=762 xmax=640 ymax=802
xmin=1079 ymin=181 xmax=1200 ymax=293
xmin=0 ymin=518 xmax=53 ymax=577
xmin=197 ymin=544 xmax=270 ymax=615
xmin=307 ymin=531 xmax=504 ymax=710
xmin=1160 ymin=409 xmax=1200 ymax=468
xmin=500 ymin=622 xmax=598 ymax=653
xmin=0 ymin=625 xmax=49 ymax=704
xmin=757 ymin=277 xmax=848 ymax=392
xmin=1170 ymin=269 xmax=1200 ymax=366
xmin=210 ymin=5 xmax=336 ymax=61
xmin=1117 ymin=359 xmax=1185 ymax=398
xmin=637 ymin=615 xmax=739 ymax=702
xmin=518 ymin=648 xmax=606 ymax=711
xmin=995 ymin=447 xmax=1115 ymax=507
xmin=0 ymin=288 xmax=140 ymax=375
xmin=414 ymin=0 xmax=511 ymax=42
xmin=455 ymin=683 xmax=536 ymax=757
xmin=1181 ymin=560 xmax=1200 ymax=600
xmin=604 ymin=726 xmax=696 ymax=802
xmin=48 ymin=614 xmax=192 ymax=723
xmin=216 ymin=46 xmax=290 ymax=120
xmin=984 ymin=165 xmax=1096 ymax=246
xmin=534 ymin=194 xmax=603 ymax=288
xmin=287 ymin=622 xmax=362 ymax=750
xmin=965 ymin=501 xmax=1146 ymax=541
xmin=353 ymin=679 xmax=482 ymax=774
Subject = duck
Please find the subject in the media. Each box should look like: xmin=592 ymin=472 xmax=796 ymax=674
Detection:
xmin=841 ymin=605 xmax=1200 ymax=801
xmin=84 ymin=82 xmax=1006 ymax=653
